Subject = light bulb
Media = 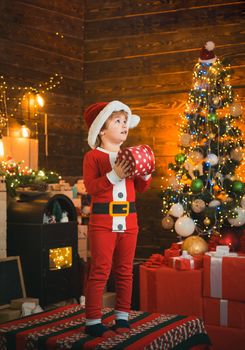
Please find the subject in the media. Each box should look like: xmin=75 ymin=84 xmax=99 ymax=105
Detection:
xmin=21 ymin=124 xmax=30 ymax=138
xmin=36 ymin=94 xmax=44 ymax=107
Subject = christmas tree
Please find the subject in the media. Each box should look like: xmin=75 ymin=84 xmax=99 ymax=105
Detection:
xmin=161 ymin=42 xmax=245 ymax=243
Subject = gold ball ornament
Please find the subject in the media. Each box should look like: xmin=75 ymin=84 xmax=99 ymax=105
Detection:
xmin=191 ymin=199 xmax=206 ymax=213
xmin=229 ymin=103 xmax=242 ymax=117
xmin=230 ymin=148 xmax=243 ymax=162
xmin=182 ymin=236 xmax=208 ymax=256
xmin=180 ymin=133 xmax=192 ymax=147
xmin=162 ymin=215 xmax=174 ymax=230
xmin=204 ymin=217 xmax=211 ymax=226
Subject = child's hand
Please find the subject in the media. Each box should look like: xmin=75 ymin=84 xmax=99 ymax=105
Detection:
xmin=114 ymin=159 xmax=132 ymax=179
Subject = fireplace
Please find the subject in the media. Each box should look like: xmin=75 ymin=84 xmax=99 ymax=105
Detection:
xmin=7 ymin=193 xmax=80 ymax=307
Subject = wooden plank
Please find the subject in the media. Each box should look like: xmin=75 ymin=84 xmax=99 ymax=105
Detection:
xmin=0 ymin=18 xmax=84 ymax=60
xmin=84 ymin=66 xmax=245 ymax=100
xmin=0 ymin=38 xmax=83 ymax=80
xmin=3 ymin=1 xmax=84 ymax=37
xmin=85 ymin=0 xmax=243 ymax=20
xmin=38 ymin=134 xmax=83 ymax=158
xmin=17 ymin=0 xmax=85 ymax=18
xmin=85 ymin=23 xmax=245 ymax=62
xmin=84 ymin=44 xmax=245 ymax=81
xmin=85 ymin=3 xmax=244 ymax=39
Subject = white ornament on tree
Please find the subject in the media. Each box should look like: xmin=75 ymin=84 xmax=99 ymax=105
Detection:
xmin=175 ymin=216 xmax=196 ymax=237
xmin=228 ymin=207 xmax=245 ymax=227
xmin=206 ymin=153 xmax=218 ymax=166
xmin=169 ymin=203 xmax=184 ymax=217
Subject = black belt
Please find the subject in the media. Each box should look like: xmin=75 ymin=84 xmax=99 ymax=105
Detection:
xmin=92 ymin=201 xmax=135 ymax=216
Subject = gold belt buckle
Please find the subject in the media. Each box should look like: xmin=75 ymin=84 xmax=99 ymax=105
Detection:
xmin=109 ymin=201 xmax=129 ymax=217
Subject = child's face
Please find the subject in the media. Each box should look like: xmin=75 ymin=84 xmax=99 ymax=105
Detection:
xmin=101 ymin=111 xmax=128 ymax=145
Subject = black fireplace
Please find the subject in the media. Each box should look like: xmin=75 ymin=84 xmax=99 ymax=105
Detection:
xmin=7 ymin=192 xmax=80 ymax=307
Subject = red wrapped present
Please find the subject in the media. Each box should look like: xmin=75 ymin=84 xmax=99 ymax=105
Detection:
xmin=170 ymin=242 xmax=183 ymax=250
xmin=203 ymin=297 xmax=245 ymax=329
xmin=169 ymin=255 xmax=203 ymax=270
xmin=117 ymin=144 xmax=155 ymax=176
xmin=164 ymin=248 xmax=180 ymax=263
xmin=143 ymin=254 xmax=165 ymax=268
xmin=140 ymin=264 xmax=203 ymax=317
xmin=206 ymin=324 xmax=245 ymax=350
xmin=203 ymin=252 xmax=245 ymax=302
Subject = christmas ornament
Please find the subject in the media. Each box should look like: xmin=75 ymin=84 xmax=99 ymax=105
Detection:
xmin=209 ymin=133 xmax=216 ymax=140
xmin=204 ymin=217 xmax=211 ymax=226
xmin=191 ymin=199 xmax=206 ymax=213
xmin=228 ymin=207 xmax=245 ymax=227
xmin=207 ymin=112 xmax=217 ymax=123
xmin=229 ymin=102 xmax=242 ymax=117
xmin=168 ymin=175 xmax=179 ymax=190
xmin=191 ymin=178 xmax=204 ymax=193
xmin=180 ymin=133 xmax=191 ymax=147
xmin=175 ymin=153 xmax=186 ymax=164
xmin=208 ymin=199 xmax=221 ymax=207
xmin=182 ymin=236 xmax=208 ymax=256
xmin=232 ymin=180 xmax=245 ymax=194
xmin=117 ymin=144 xmax=155 ymax=177
xmin=212 ymin=96 xmax=220 ymax=106
xmin=230 ymin=148 xmax=243 ymax=162
xmin=169 ymin=203 xmax=184 ymax=217
xmin=219 ymin=231 xmax=240 ymax=252
xmin=161 ymin=215 xmax=174 ymax=230
xmin=184 ymin=151 xmax=204 ymax=179
xmin=206 ymin=153 xmax=218 ymax=166
xmin=175 ymin=216 xmax=196 ymax=237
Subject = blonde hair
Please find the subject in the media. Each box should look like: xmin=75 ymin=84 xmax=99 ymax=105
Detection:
xmin=95 ymin=110 xmax=128 ymax=147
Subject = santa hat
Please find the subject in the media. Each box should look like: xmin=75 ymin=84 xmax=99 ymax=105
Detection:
xmin=199 ymin=41 xmax=217 ymax=64
xmin=84 ymin=100 xmax=140 ymax=149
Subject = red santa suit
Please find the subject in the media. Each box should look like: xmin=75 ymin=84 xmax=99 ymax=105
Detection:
xmin=83 ymin=146 xmax=151 ymax=319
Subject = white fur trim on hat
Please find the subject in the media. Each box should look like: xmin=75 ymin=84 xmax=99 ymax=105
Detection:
xmin=88 ymin=100 xmax=140 ymax=149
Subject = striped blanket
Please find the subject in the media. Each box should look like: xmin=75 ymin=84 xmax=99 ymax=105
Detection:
xmin=0 ymin=305 xmax=211 ymax=350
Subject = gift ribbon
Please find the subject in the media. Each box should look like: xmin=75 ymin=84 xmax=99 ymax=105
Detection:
xmin=220 ymin=299 xmax=228 ymax=326
xmin=210 ymin=256 xmax=223 ymax=298
xmin=206 ymin=252 xmax=245 ymax=298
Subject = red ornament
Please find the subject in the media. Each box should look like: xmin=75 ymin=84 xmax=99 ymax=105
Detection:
xmin=218 ymin=231 xmax=240 ymax=252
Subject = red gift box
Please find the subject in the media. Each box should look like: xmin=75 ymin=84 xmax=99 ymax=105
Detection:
xmin=144 ymin=254 xmax=165 ymax=268
xmin=170 ymin=242 xmax=183 ymax=250
xmin=203 ymin=252 xmax=245 ymax=302
xmin=140 ymin=264 xmax=203 ymax=317
xmin=164 ymin=248 xmax=180 ymax=263
xmin=169 ymin=255 xmax=203 ymax=270
xmin=206 ymin=324 xmax=245 ymax=350
xmin=203 ymin=297 xmax=245 ymax=329
xmin=117 ymin=144 xmax=155 ymax=176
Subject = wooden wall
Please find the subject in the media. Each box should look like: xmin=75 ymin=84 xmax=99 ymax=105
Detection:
xmin=1 ymin=1 xmax=244 ymax=255
xmin=84 ymin=0 xmax=245 ymax=255
xmin=0 ymin=0 xmax=85 ymax=176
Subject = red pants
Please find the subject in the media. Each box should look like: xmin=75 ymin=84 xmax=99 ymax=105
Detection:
xmin=85 ymin=229 xmax=138 ymax=319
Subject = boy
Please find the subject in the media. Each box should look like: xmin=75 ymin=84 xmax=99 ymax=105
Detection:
xmin=83 ymin=101 xmax=152 ymax=337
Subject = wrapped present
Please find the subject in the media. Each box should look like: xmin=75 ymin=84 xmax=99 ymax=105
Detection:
xmin=140 ymin=264 xmax=203 ymax=317
xmin=117 ymin=144 xmax=155 ymax=177
xmin=203 ymin=297 xmax=245 ymax=329
xmin=144 ymin=254 xmax=165 ymax=268
xmin=169 ymin=253 xmax=203 ymax=270
xmin=203 ymin=251 xmax=245 ymax=302
xmin=164 ymin=247 xmax=180 ymax=263
xmin=170 ymin=242 xmax=183 ymax=250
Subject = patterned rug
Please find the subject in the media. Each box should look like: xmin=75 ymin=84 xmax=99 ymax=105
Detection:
xmin=0 ymin=305 xmax=211 ymax=350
